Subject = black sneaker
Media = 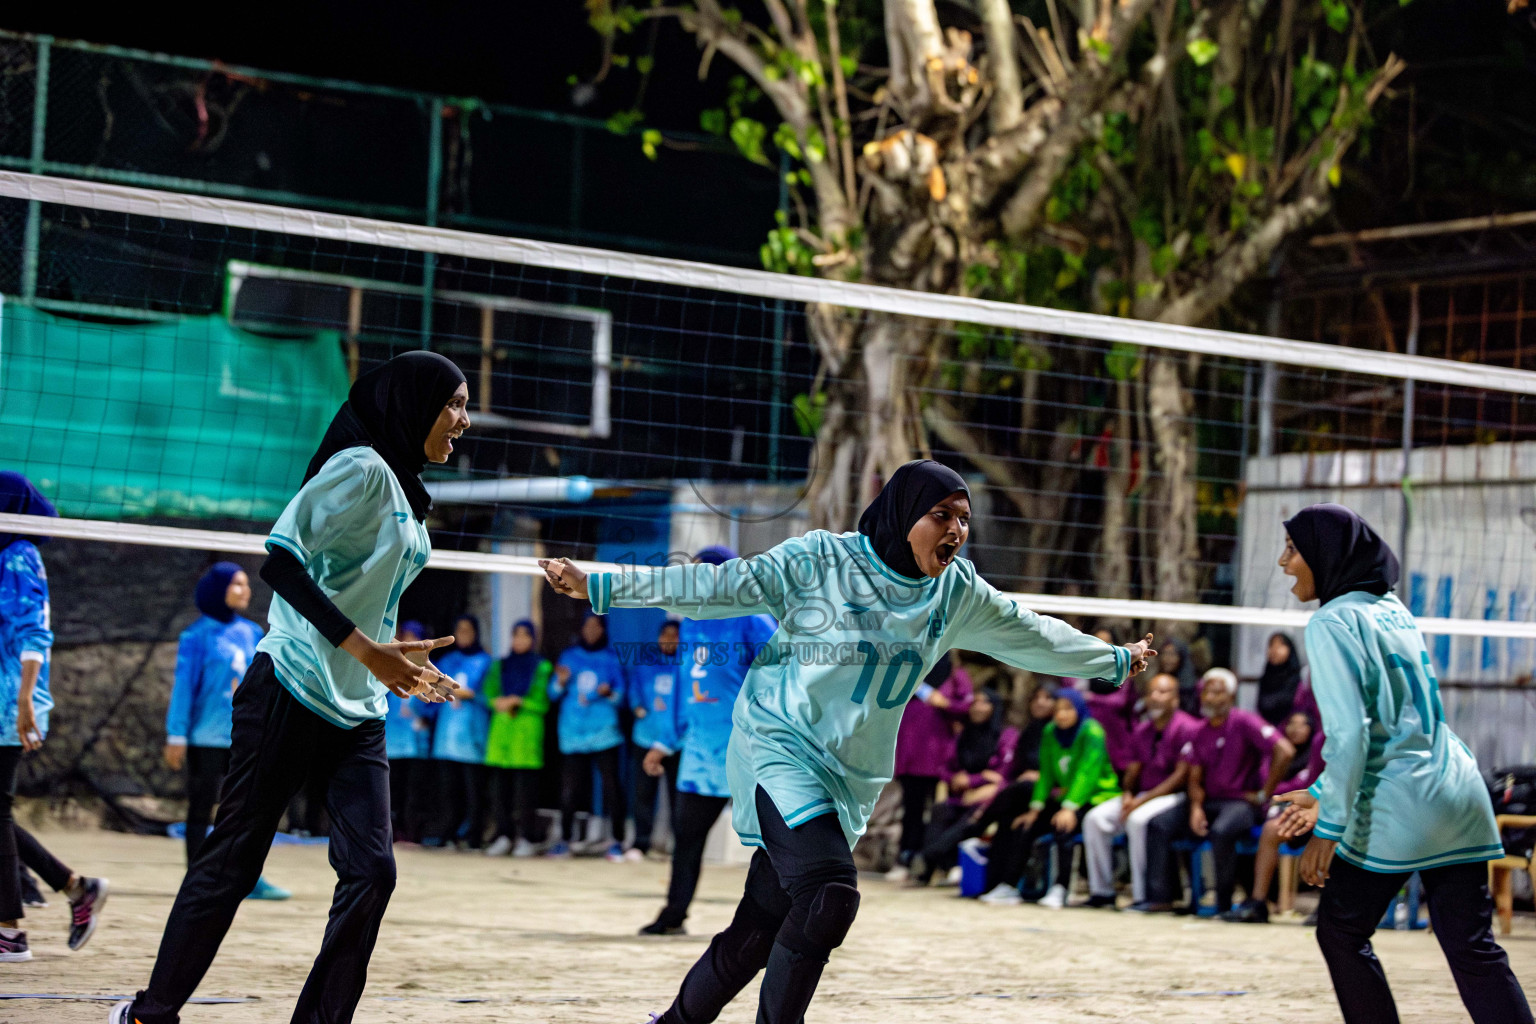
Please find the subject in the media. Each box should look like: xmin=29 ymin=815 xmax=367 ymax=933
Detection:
xmin=20 ymin=867 xmax=47 ymax=909
xmin=1220 ymin=900 xmax=1270 ymax=924
xmin=1082 ymin=894 xmax=1118 ymax=909
xmin=0 ymin=929 xmax=29 ymax=962
xmin=639 ymin=920 xmax=686 ymax=936
xmin=68 ymin=876 xmax=109 ymax=951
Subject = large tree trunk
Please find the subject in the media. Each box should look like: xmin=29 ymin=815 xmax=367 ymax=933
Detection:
xmin=1096 ymin=375 xmax=1135 ymax=632
xmin=1147 ymin=352 xmax=1200 ymax=638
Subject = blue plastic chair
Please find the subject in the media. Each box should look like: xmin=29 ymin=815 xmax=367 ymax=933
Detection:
xmin=1380 ymin=872 xmax=1427 ymax=930
xmin=1173 ymin=825 xmax=1264 ymax=917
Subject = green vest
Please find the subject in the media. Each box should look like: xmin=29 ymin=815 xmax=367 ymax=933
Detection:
xmin=483 ymin=658 xmax=552 ymax=770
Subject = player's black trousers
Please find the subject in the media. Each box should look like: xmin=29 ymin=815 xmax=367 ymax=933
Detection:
xmin=658 ymin=786 xmax=859 ymax=1024
xmin=654 ymin=790 xmax=729 ymax=929
xmin=183 ymin=745 xmax=230 ymax=865
xmin=632 ymin=744 xmax=680 ymax=853
xmin=130 ymin=654 xmax=395 ymax=1024
xmin=0 ymin=745 xmax=74 ymax=921
xmin=1316 ymin=857 xmax=1532 ymax=1024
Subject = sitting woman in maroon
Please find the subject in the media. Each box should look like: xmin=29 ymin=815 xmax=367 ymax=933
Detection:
xmin=907 ymin=688 xmax=1017 ymax=884
xmin=1224 ymin=710 xmax=1325 ymax=923
xmin=889 ymin=652 xmax=974 ymax=879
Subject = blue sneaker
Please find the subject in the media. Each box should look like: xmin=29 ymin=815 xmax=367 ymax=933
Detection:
xmin=247 ymin=877 xmax=291 ymax=901
xmin=605 ymin=842 xmax=626 ymax=863
xmin=545 ymin=841 xmax=572 ymax=859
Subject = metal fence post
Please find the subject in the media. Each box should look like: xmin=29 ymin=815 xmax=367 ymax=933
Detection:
xmin=20 ymin=35 xmax=51 ymax=301
xmin=421 ymin=98 xmax=443 ymax=349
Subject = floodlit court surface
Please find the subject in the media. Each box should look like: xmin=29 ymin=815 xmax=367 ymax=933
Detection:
xmin=6 ymin=829 xmax=1534 ymax=1023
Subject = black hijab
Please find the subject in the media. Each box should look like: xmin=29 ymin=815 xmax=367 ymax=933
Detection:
xmin=856 ymin=460 xmax=969 ymax=580
xmin=304 ymin=351 xmax=466 ymax=522
xmin=1256 ymin=632 xmax=1303 ymax=726
xmin=1283 ymin=503 xmax=1400 ymax=607
xmin=955 ymin=687 xmax=1005 ymax=774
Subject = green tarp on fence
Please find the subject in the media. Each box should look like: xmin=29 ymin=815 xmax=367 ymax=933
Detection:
xmin=0 ymin=300 xmax=348 ymax=521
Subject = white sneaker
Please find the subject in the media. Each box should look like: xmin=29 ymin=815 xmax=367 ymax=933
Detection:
xmin=939 ymin=865 xmax=963 ymax=887
xmin=623 ymin=847 xmax=645 ymax=863
xmin=108 ymin=1001 xmax=133 ymax=1024
xmin=485 ymin=835 xmax=514 ymax=857
xmin=512 ymin=838 xmax=537 ymax=858
xmin=1038 ymin=883 xmax=1068 ymax=909
xmin=978 ymin=883 xmax=1023 ymax=906
xmin=884 ymin=864 xmax=909 ymax=883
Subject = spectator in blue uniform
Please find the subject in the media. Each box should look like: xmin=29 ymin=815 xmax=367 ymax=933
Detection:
xmin=429 ymin=615 xmax=493 ymax=848
xmin=384 ymin=620 xmax=436 ymax=843
xmin=166 ymin=561 xmax=288 ymax=899
xmin=627 ymin=620 xmax=683 ymax=861
xmin=640 ymin=546 xmax=777 ymax=935
xmin=0 ymin=472 xmax=108 ymax=963
xmin=549 ymin=614 xmax=627 ymax=860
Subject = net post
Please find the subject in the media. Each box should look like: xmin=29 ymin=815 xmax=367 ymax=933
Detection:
xmin=420 ymin=97 xmax=444 ymax=350
xmin=1399 ymin=282 xmax=1421 ymax=589
xmin=20 ymin=35 xmax=50 ymax=302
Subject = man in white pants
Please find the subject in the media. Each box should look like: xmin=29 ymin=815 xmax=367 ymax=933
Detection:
xmin=1081 ymin=674 xmax=1202 ymax=909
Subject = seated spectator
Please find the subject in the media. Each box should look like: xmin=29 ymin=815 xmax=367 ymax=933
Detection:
xmin=1141 ymin=668 xmax=1295 ymax=915
xmin=1157 ymin=638 xmax=1199 ymax=716
xmin=1065 ymin=628 xmax=1139 ymax=780
xmin=1257 ymin=632 xmax=1303 ymax=726
xmin=1224 ymin=710 xmax=1325 ymax=923
xmin=1081 ymin=673 xmax=1201 ymax=909
xmin=908 ymin=688 xmax=1017 ymax=884
xmin=980 ymin=688 xmax=1120 ymax=908
xmin=888 ymin=651 xmax=974 ymax=880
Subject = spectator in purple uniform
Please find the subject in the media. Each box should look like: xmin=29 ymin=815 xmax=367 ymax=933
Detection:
xmin=888 ymin=651 xmax=973 ymax=880
xmin=1081 ymin=673 xmax=1202 ymax=909
xmin=1141 ymin=668 xmax=1295 ymax=914
xmin=907 ymin=688 xmax=1017 ymax=884
xmin=1224 ymin=710 xmax=1325 ymax=923
xmin=1065 ymin=628 xmax=1139 ymax=781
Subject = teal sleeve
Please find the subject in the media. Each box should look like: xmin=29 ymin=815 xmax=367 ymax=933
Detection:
xmin=1062 ymin=729 xmax=1110 ymax=810
xmin=266 ymin=452 xmax=389 ymax=568
xmin=948 ymin=575 xmax=1128 ymax=683
xmin=1304 ymin=620 xmax=1372 ymax=843
xmin=589 ymin=536 xmax=806 ymax=619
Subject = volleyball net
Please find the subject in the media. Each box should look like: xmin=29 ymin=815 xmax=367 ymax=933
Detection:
xmin=5 ymin=170 xmax=1536 ymax=687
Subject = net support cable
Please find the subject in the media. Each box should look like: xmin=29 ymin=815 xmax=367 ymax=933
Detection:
xmin=7 ymin=171 xmax=1536 ymax=634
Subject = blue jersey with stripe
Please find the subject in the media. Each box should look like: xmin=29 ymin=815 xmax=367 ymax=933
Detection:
xmin=671 ymin=614 xmax=778 ymax=798
xmin=550 ymin=645 xmax=626 ymax=754
xmin=167 ymin=614 xmax=263 ymax=748
xmin=0 ymin=540 xmax=53 ymax=745
xmin=430 ymin=648 xmax=493 ymax=763
xmin=629 ymin=650 xmax=683 ymax=753
xmin=590 ymin=531 xmax=1129 ymax=847
xmin=259 ymin=447 xmax=430 ymax=729
xmin=1305 ymin=591 xmax=1501 ymax=872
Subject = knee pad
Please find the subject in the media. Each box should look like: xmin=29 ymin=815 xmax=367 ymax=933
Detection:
xmin=801 ymin=882 xmax=861 ymax=952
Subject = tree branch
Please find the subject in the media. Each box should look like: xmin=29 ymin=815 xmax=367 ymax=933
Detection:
xmin=825 ymin=0 xmax=858 ymax=204
xmin=921 ymin=399 xmax=1035 ymax=519
xmin=978 ymin=0 xmax=1023 ymax=133
xmin=997 ymin=0 xmax=1161 ymax=241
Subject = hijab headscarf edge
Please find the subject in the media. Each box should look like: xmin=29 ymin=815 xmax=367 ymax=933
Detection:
xmin=856 ymin=459 xmax=970 ymax=581
xmin=1283 ymin=503 xmax=1400 ymax=607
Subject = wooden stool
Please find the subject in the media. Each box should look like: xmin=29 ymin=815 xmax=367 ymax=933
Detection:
xmin=1491 ymin=814 xmax=1536 ymax=936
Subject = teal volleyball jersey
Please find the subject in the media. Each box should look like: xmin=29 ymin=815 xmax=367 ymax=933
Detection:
xmin=1305 ymin=591 xmax=1502 ymax=873
xmin=259 ymin=447 xmax=431 ymax=728
xmin=590 ymin=530 xmax=1129 ymax=847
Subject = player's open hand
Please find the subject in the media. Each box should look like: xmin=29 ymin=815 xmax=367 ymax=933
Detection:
xmin=538 ymin=557 xmax=589 ymax=599
xmin=1299 ymin=835 xmax=1338 ymax=887
xmin=1124 ymin=633 xmax=1157 ymax=677
xmin=348 ymin=633 xmax=458 ymax=701
xmin=1272 ymin=789 xmax=1320 ymax=839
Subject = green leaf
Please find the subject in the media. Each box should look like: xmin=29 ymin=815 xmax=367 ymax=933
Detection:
xmin=700 ymin=109 xmax=727 ymax=135
xmin=641 ymin=128 xmax=662 ymax=161
xmin=605 ymin=109 xmax=643 ymax=135
xmin=611 ymin=53 xmax=630 ymax=68
xmin=636 ymin=55 xmax=655 ymax=75
xmin=840 ymin=54 xmax=858 ymax=78
xmin=1104 ymin=342 xmax=1142 ymax=382
xmin=1321 ymin=0 xmax=1351 ymax=32
xmin=730 ymin=118 xmax=771 ymax=166
xmin=790 ymin=391 xmax=827 ymax=437
xmin=1187 ymin=38 xmax=1220 ymax=67
xmin=773 ymin=122 xmax=803 ymax=161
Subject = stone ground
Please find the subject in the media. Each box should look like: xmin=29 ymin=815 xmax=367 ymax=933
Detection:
xmin=6 ymin=828 xmax=1534 ymax=1023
